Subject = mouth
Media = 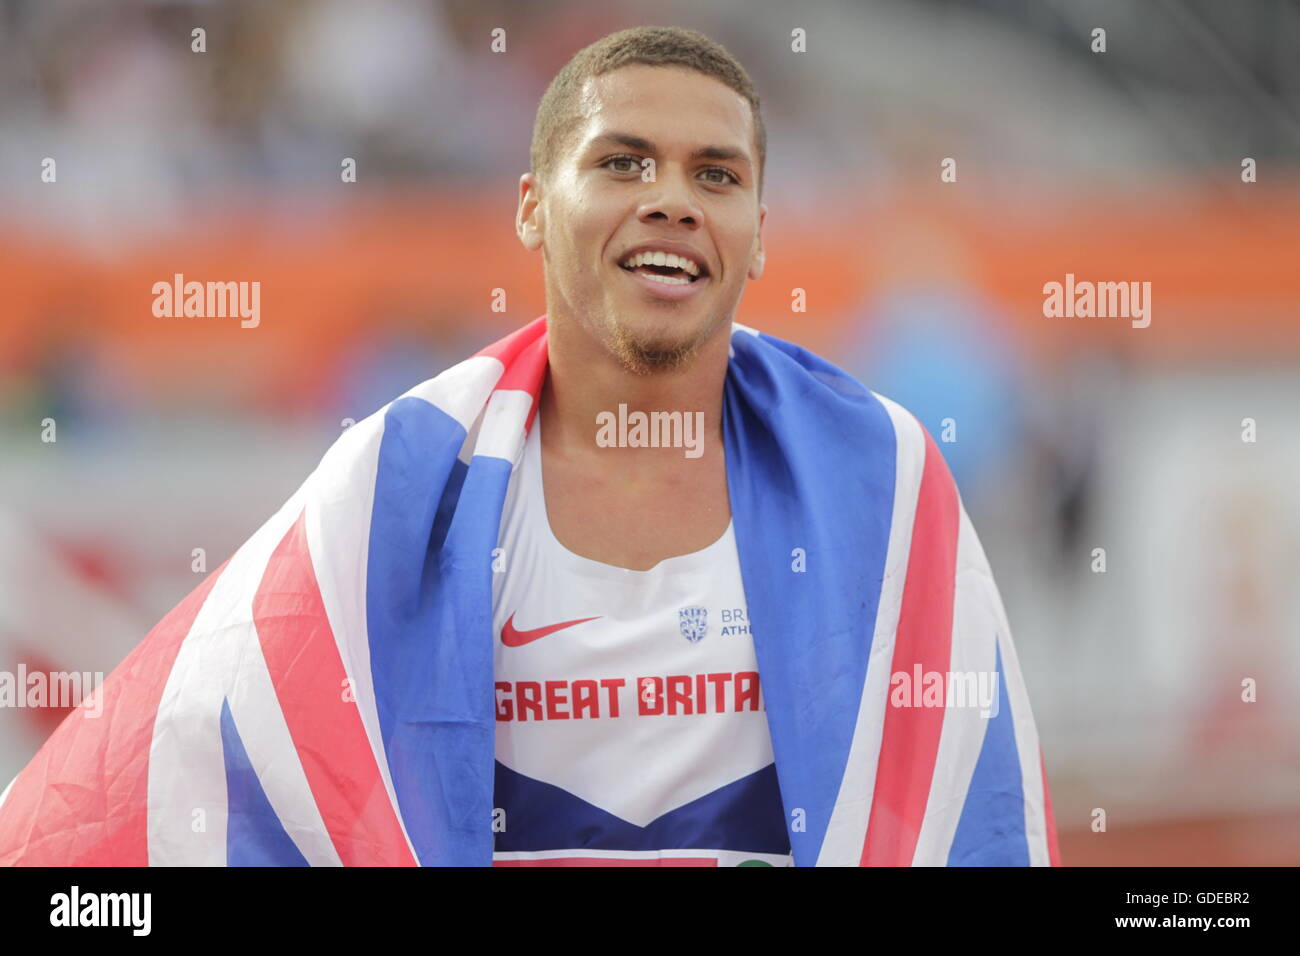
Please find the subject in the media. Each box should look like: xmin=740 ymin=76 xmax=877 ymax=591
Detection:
xmin=616 ymin=249 xmax=710 ymax=301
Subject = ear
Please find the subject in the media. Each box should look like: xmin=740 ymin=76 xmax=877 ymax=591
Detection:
xmin=747 ymin=202 xmax=768 ymax=280
xmin=516 ymin=173 xmax=544 ymax=251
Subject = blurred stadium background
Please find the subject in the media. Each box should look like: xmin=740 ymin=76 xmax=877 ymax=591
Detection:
xmin=2 ymin=0 xmax=1299 ymax=865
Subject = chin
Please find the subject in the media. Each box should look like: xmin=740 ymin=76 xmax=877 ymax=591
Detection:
xmin=605 ymin=309 xmax=724 ymax=374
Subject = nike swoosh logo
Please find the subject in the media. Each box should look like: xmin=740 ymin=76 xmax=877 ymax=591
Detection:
xmin=501 ymin=613 xmax=602 ymax=647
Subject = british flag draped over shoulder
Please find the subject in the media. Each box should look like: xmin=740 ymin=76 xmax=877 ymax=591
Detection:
xmin=0 ymin=317 xmax=1060 ymax=866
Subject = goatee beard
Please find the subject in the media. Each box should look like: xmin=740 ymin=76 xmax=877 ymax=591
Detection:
xmin=606 ymin=316 xmax=720 ymax=376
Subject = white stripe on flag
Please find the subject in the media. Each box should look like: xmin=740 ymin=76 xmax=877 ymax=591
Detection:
xmin=404 ymin=356 xmax=505 ymax=433
xmin=472 ymin=389 xmax=535 ymax=464
xmin=816 ymin=394 xmax=926 ymax=866
xmin=302 ymin=407 xmax=418 ymax=864
xmin=224 ymin=626 xmax=343 ymax=866
xmin=147 ymin=491 xmax=305 ymax=865
xmin=910 ymin=504 xmax=1000 ymax=864
xmin=402 ymin=356 xmax=505 ymax=466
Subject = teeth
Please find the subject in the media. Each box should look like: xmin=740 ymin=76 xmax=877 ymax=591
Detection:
xmin=639 ymin=272 xmax=691 ymax=286
xmin=620 ymin=250 xmax=703 ymax=277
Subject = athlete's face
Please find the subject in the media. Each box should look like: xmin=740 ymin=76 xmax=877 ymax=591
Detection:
xmin=518 ymin=64 xmax=766 ymax=372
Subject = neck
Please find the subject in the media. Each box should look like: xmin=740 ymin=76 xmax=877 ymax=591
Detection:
xmin=539 ymin=315 xmax=731 ymax=460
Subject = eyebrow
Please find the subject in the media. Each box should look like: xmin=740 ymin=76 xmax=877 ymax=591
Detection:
xmin=589 ymin=132 xmax=751 ymax=167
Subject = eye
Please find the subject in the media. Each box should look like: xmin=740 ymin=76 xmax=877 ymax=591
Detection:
xmin=602 ymin=154 xmax=643 ymax=174
xmin=700 ymin=166 xmax=740 ymax=186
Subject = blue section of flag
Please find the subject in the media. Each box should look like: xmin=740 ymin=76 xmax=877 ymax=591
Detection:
xmin=493 ymin=762 xmax=790 ymax=855
xmin=724 ymin=331 xmax=897 ymax=866
xmin=220 ymin=698 xmax=309 ymax=866
xmin=368 ymin=395 xmax=504 ymax=866
xmin=947 ymin=643 xmax=1029 ymax=865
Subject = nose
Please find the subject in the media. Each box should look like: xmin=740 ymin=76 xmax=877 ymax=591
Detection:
xmin=636 ymin=168 xmax=703 ymax=228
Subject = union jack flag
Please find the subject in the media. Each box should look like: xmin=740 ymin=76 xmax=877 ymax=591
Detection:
xmin=0 ymin=317 xmax=1059 ymax=866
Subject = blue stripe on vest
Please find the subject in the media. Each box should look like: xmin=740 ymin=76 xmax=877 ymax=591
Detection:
xmin=493 ymin=762 xmax=790 ymax=855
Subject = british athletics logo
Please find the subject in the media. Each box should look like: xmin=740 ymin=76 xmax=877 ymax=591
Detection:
xmin=678 ymin=606 xmax=708 ymax=642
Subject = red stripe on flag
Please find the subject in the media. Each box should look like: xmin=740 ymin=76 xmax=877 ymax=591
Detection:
xmin=474 ymin=314 xmax=545 ymax=363
xmin=861 ymin=427 xmax=960 ymax=866
xmin=1040 ymin=748 xmax=1062 ymax=866
xmin=474 ymin=316 xmax=548 ymax=433
xmin=252 ymin=511 xmax=416 ymax=866
xmin=0 ymin=558 xmax=230 ymax=866
xmin=493 ymin=333 xmax=547 ymax=433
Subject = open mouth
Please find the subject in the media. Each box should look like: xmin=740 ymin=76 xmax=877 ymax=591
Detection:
xmin=617 ymin=250 xmax=708 ymax=287
xmin=619 ymin=263 xmax=699 ymax=286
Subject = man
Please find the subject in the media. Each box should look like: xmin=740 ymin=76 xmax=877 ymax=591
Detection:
xmin=0 ymin=26 xmax=1058 ymax=867
xmin=492 ymin=27 xmax=784 ymax=866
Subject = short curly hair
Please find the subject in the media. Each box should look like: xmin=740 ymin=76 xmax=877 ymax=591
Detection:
xmin=530 ymin=26 xmax=766 ymax=195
